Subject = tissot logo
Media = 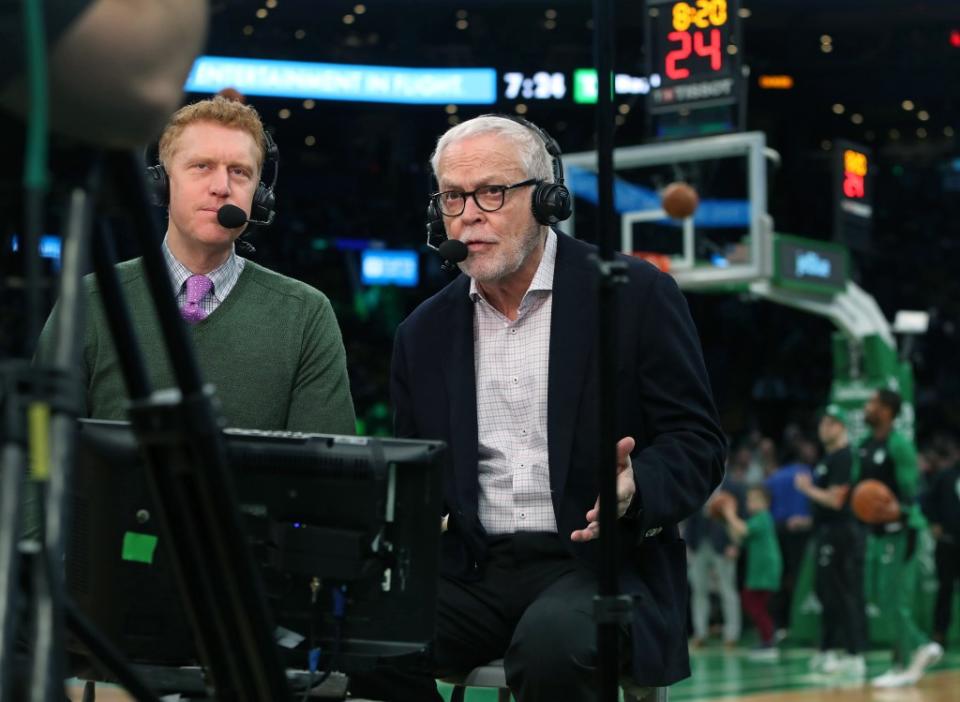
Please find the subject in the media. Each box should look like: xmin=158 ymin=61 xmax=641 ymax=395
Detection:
xmin=795 ymin=251 xmax=832 ymax=279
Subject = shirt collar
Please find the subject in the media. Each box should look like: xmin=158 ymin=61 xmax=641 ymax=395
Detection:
xmin=162 ymin=238 xmax=245 ymax=301
xmin=469 ymin=228 xmax=557 ymax=303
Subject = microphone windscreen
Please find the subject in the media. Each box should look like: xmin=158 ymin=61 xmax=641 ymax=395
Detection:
xmin=217 ymin=204 xmax=248 ymax=229
xmin=437 ymin=238 xmax=468 ymax=264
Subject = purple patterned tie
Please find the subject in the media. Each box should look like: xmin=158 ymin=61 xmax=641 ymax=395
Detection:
xmin=180 ymin=274 xmax=213 ymax=324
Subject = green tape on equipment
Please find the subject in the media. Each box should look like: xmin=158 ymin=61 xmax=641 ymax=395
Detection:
xmin=121 ymin=532 xmax=158 ymax=564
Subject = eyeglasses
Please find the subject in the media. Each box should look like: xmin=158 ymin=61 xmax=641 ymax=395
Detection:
xmin=431 ymin=179 xmax=539 ymax=216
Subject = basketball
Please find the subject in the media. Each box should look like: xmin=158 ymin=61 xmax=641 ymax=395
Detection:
xmin=851 ymin=479 xmax=900 ymax=524
xmin=706 ymin=490 xmax=736 ymax=521
xmin=216 ymin=87 xmax=247 ymax=104
xmin=661 ymin=182 xmax=699 ymax=219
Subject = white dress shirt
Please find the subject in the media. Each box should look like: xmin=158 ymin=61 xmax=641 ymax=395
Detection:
xmin=472 ymin=229 xmax=558 ymax=535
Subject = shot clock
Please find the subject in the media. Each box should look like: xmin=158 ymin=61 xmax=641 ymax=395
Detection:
xmin=833 ymin=140 xmax=873 ymax=252
xmin=645 ymin=0 xmax=741 ymax=115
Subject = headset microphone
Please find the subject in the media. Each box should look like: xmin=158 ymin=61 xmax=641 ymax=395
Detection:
xmin=217 ymin=204 xmax=249 ymax=228
xmin=216 ymin=204 xmax=258 ymax=255
xmin=437 ymin=239 xmax=468 ymax=272
xmin=217 ymin=202 xmax=276 ymax=228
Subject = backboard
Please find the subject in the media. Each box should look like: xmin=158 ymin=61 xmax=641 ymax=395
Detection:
xmin=562 ymin=131 xmax=775 ymax=291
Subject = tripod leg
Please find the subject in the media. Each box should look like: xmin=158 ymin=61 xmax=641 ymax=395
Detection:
xmin=0 ymin=441 xmax=27 ymax=702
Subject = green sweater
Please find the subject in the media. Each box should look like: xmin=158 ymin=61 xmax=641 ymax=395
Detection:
xmin=744 ymin=510 xmax=783 ymax=591
xmin=38 ymin=258 xmax=356 ymax=434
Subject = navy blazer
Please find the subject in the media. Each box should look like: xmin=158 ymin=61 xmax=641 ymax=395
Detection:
xmin=390 ymin=232 xmax=725 ymax=686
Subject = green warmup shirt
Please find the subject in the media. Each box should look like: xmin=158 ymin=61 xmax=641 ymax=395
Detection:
xmin=744 ymin=510 xmax=783 ymax=591
xmin=37 ymin=257 xmax=356 ymax=434
xmin=855 ymin=428 xmax=930 ymax=661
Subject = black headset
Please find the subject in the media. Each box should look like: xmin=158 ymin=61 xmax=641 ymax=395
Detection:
xmin=426 ymin=114 xmax=572 ymax=252
xmin=145 ymin=128 xmax=280 ymax=227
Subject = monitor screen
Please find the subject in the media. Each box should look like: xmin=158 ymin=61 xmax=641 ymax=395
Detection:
xmin=361 ymin=249 xmax=419 ymax=287
xmin=67 ymin=420 xmax=444 ymax=674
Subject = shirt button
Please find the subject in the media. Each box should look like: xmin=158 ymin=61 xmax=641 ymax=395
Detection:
xmin=520 ymin=513 xmax=526 ymax=520
xmin=510 ymin=328 xmax=517 ymax=334
xmin=512 ymin=377 xmax=518 ymax=383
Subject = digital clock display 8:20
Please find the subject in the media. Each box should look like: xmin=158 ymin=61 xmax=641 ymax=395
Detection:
xmin=647 ymin=0 xmax=737 ymax=85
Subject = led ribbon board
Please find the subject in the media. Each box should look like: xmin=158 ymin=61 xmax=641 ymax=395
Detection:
xmin=185 ymin=56 xmax=497 ymax=105
xmin=571 ymin=70 xmax=662 ymax=104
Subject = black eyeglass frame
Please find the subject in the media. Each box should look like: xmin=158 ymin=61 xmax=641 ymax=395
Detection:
xmin=430 ymin=178 xmax=540 ymax=216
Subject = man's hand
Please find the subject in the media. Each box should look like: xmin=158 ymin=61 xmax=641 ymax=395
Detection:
xmin=718 ymin=496 xmax=738 ymax=521
xmin=794 ymin=472 xmax=812 ymax=494
xmin=876 ymin=500 xmax=901 ymax=524
xmin=571 ymin=436 xmax=636 ymax=543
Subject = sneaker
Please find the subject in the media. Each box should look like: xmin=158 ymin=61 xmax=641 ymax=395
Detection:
xmin=871 ymin=667 xmax=919 ymax=688
xmin=906 ymin=641 xmax=943 ymax=679
xmin=747 ymin=644 xmax=780 ymax=662
xmin=810 ymin=650 xmax=839 ymax=673
xmin=829 ymin=654 xmax=866 ymax=678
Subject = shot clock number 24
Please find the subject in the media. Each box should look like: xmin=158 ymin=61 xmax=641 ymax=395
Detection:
xmin=649 ymin=0 xmax=738 ymax=85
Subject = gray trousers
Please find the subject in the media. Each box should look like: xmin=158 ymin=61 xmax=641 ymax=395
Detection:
xmin=687 ymin=543 xmax=741 ymax=643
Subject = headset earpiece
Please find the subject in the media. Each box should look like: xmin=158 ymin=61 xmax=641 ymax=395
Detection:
xmin=251 ymin=181 xmax=276 ymax=224
xmin=531 ymin=180 xmax=572 ymax=226
xmin=426 ymin=199 xmax=446 ymax=249
xmin=251 ymin=130 xmax=280 ymax=224
xmin=503 ymin=115 xmax=573 ymax=226
xmin=145 ymin=163 xmax=169 ymax=207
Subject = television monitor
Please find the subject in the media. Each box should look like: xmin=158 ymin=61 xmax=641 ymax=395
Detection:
xmin=361 ymin=249 xmax=419 ymax=287
xmin=66 ymin=419 xmax=444 ymax=675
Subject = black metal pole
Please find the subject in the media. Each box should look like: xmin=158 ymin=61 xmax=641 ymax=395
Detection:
xmin=0 ymin=405 xmax=27 ymax=702
xmin=105 ymin=152 xmax=206 ymax=397
xmin=593 ymin=1 xmax=630 ymax=701
xmin=30 ymin=182 xmax=96 ymax=702
xmin=595 ymin=0 xmax=616 ymax=263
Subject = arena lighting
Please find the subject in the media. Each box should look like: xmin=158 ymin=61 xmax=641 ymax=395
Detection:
xmin=893 ymin=310 xmax=929 ymax=334
xmin=10 ymin=233 xmax=61 ymax=261
xmin=758 ymin=74 xmax=794 ymax=89
xmin=950 ymin=29 xmax=960 ymax=48
xmin=184 ymin=55 xmax=497 ymax=105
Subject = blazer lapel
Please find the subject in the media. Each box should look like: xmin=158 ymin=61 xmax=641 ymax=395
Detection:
xmin=439 ymin=279 xmax=480 ymax=512
xmin=547 ymin=234 xmax=597 ymax=510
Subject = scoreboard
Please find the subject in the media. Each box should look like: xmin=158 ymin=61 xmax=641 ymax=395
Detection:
xmin=833 ymin=140 xmax=873 ymax=252
xmin=645 ymin=0 xmax=741 ymax=114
